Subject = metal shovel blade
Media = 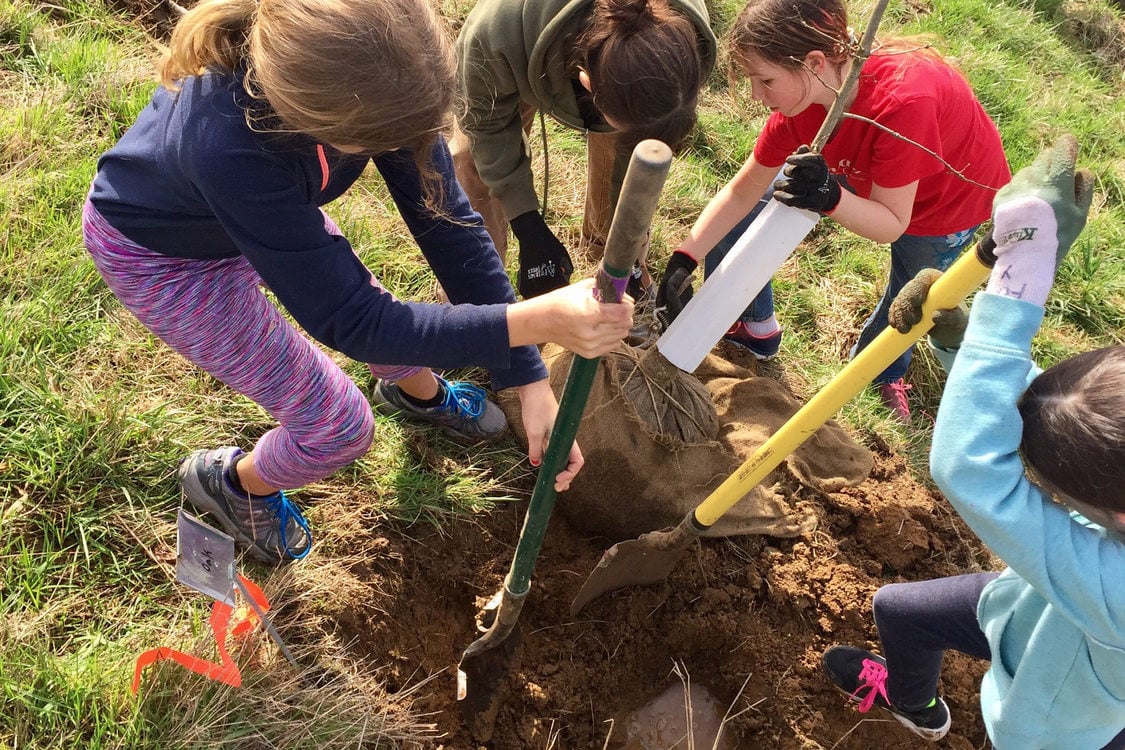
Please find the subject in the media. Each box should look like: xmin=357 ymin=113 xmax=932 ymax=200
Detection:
xmin=456 ymin=586 xmax=527 ymax=742
xmin=570 ymin=522 xmax=696 ymax=616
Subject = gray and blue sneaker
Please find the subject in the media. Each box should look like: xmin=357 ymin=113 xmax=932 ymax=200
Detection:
xmin=177 ymin=447 xmax=312 ymax=564
xmin=372 ymin=377 xmax=507 ymax=443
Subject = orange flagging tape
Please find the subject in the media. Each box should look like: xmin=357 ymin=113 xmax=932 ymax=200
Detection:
xmin=131 ymin=574 xmax=270 ymax=693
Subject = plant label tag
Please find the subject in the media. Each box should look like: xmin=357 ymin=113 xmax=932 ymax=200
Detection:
xmin=176 ymin=509 xmax=236 ymax=605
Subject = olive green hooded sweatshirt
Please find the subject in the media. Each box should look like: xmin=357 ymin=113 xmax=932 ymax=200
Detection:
xmin=457 ymin=0 xmax=716 ymax=220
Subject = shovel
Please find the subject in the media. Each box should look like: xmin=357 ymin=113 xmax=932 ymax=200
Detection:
xmin=457 ymin=140 xmax=674 ymax=741
xmin=571 ymin=234 xmax=997 ymax=615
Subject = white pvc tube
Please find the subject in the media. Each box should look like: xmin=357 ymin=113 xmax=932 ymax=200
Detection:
xmin=656 ymin=200 xmax=820 ymax=373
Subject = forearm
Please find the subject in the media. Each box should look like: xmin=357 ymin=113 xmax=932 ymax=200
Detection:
xmin=678 ymin=157 xmax=775 ymax=260
xmin=826 ymin=189 xmax=912 ymax=244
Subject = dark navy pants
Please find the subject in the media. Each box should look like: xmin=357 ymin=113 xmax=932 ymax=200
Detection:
xmin=872 ymin=572 xmax=1125 ymax=749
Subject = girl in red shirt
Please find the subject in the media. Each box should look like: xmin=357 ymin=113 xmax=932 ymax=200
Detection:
xmin=656 ymin=0 xmax=1010 ymax=420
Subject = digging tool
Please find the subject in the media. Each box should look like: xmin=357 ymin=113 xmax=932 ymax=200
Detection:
xmin=457 ymin=140 xmax=674 ymax=741
xmin=571 ymin=234 xmax=998 ymax=615
xmin=651 ymin=0 xmax=890 ymax=371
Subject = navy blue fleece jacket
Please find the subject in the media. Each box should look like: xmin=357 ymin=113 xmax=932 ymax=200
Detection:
xmin=89 ymin=70 xmax=546 ymax=390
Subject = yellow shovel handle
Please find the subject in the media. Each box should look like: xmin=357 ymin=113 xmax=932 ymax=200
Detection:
xmin=693 ymin=241 xmax=994 ymax=528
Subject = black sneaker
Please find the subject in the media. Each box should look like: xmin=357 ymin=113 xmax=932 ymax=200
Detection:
xmin=177 ymin=447 xmax=312 ymax=564
xmin=822 ymin=645 xmax=951 ymax=741
xmin=372 ymin=377 xmax=507 ymax=443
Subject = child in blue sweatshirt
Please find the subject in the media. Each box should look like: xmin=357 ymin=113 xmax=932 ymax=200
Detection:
xmin=821 ymin=135 xmax=1125 ymax=749
xmin=84 ymin=0 xmax=634 ymax=564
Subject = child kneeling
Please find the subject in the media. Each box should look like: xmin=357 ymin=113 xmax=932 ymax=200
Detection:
xmin=823 ymin=136 xmax=1125 ymax=749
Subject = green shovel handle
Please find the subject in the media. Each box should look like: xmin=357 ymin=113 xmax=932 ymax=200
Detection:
xmin=505 ymin=141 xmax=673 ymax=595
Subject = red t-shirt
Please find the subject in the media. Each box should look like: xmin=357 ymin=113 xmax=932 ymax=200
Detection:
xmin=754 ymin=53 xmax=1011 ymax=235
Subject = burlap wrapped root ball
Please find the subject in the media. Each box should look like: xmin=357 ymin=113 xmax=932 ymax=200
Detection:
xmin=498 ymin=343 xmax=874 ymax=542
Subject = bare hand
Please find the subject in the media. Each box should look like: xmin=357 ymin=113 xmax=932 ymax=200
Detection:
xmin=516 ymin=379 xmax=584 ymax=491
xmin=508 ymin=277 xmax=634 ymax=358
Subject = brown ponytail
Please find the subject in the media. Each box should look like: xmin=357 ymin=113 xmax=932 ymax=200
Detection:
xmin=576 ymin=0 xmax=707 ymax=151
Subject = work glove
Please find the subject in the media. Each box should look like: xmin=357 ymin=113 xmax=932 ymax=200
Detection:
xmin=773 ymin=146 xmax=842 ymax=214
xmin=654 ymin=250 xmax=698 ymax=330
xmin=888 ymin=268 xmax=968 ymax=351
xmin=986 ymin=134 xmax=1095 ymax=307
xmin=510 ymin=211 xmax=574 ymax=299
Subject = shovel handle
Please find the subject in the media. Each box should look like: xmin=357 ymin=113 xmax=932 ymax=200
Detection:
xmin=505 ymin=140 xmax=674 ymax=596
xmin=692 ymin=235 xmax=997 ymax=529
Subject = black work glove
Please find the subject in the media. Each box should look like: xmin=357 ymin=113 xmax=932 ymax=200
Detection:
xmin=773 ymin=146 xmax=842 ymax=214
xmin=654 ymin=251 xmax=698 ymax=329
xmin=888 ymin=267 xmax=968 ymax=351
xmin=510 ymin=211 xmax=574 ymax=299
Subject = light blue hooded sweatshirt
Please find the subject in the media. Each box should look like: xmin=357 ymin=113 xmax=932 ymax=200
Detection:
xmin=930 ymin=291 xmax=1125 ymax=749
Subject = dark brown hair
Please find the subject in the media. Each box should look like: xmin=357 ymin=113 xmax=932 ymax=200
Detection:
xmin=1019 ymin=346 xmax=1125 ymax=513
xmin=576 ymin=0 xmax=708 ymax=151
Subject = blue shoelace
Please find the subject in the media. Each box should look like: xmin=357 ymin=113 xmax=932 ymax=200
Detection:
xmin=263 ymin=490 xmax=312 ymax=560
xmin=440 ymin=379 xmax=487 ymax=419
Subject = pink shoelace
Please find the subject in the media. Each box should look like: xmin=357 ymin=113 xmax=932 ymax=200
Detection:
xmin=852 ymin=658 xmax=891 ymax=713
xmin=881 ymin=379 xmax=913 ymax=414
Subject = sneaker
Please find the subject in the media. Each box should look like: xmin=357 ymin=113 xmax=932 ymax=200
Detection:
xmin=177 ymin=447 xmax=312 ymax=564
xmin=822 ymin=645 xmax=951 ymax=742
xmin=372 ymin=377 xmax=507 ymax=443
xmin=879 ymin=378 xmax=913 ymax=422
xmin=723 ymin=321 xmax=783 ymax=361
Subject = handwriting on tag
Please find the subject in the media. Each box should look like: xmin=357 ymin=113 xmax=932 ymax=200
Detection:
xmin=176 ymin=509 xmax=236 ymax=605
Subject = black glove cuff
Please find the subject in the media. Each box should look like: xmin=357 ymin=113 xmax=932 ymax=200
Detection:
xmin=665 ymin=250 xmax=698 ymax=276
xmin=509 ymin=211 xmax=549 ymax=246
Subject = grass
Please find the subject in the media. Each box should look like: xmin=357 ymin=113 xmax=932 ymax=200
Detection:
xmin=2 ymin=0 xmax=1123 ymax=747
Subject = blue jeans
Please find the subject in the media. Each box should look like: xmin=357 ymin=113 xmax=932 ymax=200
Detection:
xmin=703 ymin=194 xmax=978 ymax=383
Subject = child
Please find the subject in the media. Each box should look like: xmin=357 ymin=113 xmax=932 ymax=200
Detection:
xmin=654 ymin=0 xmax=1010 ymax=421
xmin=83 ymin=0 xmax=634 ymax=565
xmin=452 ymin=0 xmax=717 ymax=299
xmin=822 ymin=136 xmax=1125 ymax=749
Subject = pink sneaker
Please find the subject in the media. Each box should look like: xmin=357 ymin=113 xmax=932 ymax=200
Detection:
xmin=879 ymin=379 xmax=913 ymax=422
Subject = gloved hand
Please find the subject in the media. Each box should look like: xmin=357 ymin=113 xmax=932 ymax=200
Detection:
xmin=773 ymin=146 xmax=842 ymax=214
xmin=510 ymin=211 xmax=574 ymax=299
xmin=888 ymin=268 xmax=968 ymax=351
xmin=986 ymin=134 xmax=1094 ymax=307
xmin=654 ymin=250 xmax=698 ymax=329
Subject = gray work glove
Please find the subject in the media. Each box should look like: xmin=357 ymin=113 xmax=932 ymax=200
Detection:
xmin=888 ymin=268 xmax=968 ymax=351
xmin=986 ymin=134 xmax=1095 ymax=307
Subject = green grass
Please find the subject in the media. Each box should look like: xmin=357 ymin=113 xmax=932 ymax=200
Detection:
xmin=2 ymin=0 xmax=1123 ymax=746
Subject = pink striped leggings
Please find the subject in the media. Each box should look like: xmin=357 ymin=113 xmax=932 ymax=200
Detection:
xmin=82 ymin=200 xmax=421 ymax=489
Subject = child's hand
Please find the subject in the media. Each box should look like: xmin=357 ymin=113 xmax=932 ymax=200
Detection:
xmin=773 ymin=146 xmax=842 ymax=214
xmin=888 ymin=268 xmax=968 ymax=351
xmin=654 ymin=250 xmax=697 ymax=329
xmin=510 ymin=211 xmax=574 ymax=299
xmin=515 ymin=378 xmax=583 ymax=491
xmin=986 ymin=134 xmax=1095 ymax=306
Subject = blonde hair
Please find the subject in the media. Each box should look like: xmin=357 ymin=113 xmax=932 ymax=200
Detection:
xmin=161 ymin=0 xmax=455 ymax=174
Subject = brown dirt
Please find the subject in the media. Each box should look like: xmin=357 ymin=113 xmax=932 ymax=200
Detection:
xmin=313 ymin=354 xmax=999 ymax=750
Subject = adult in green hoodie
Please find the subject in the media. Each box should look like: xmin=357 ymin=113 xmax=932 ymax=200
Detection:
xmin=454 ymin=0 xmax=717 ymax=299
